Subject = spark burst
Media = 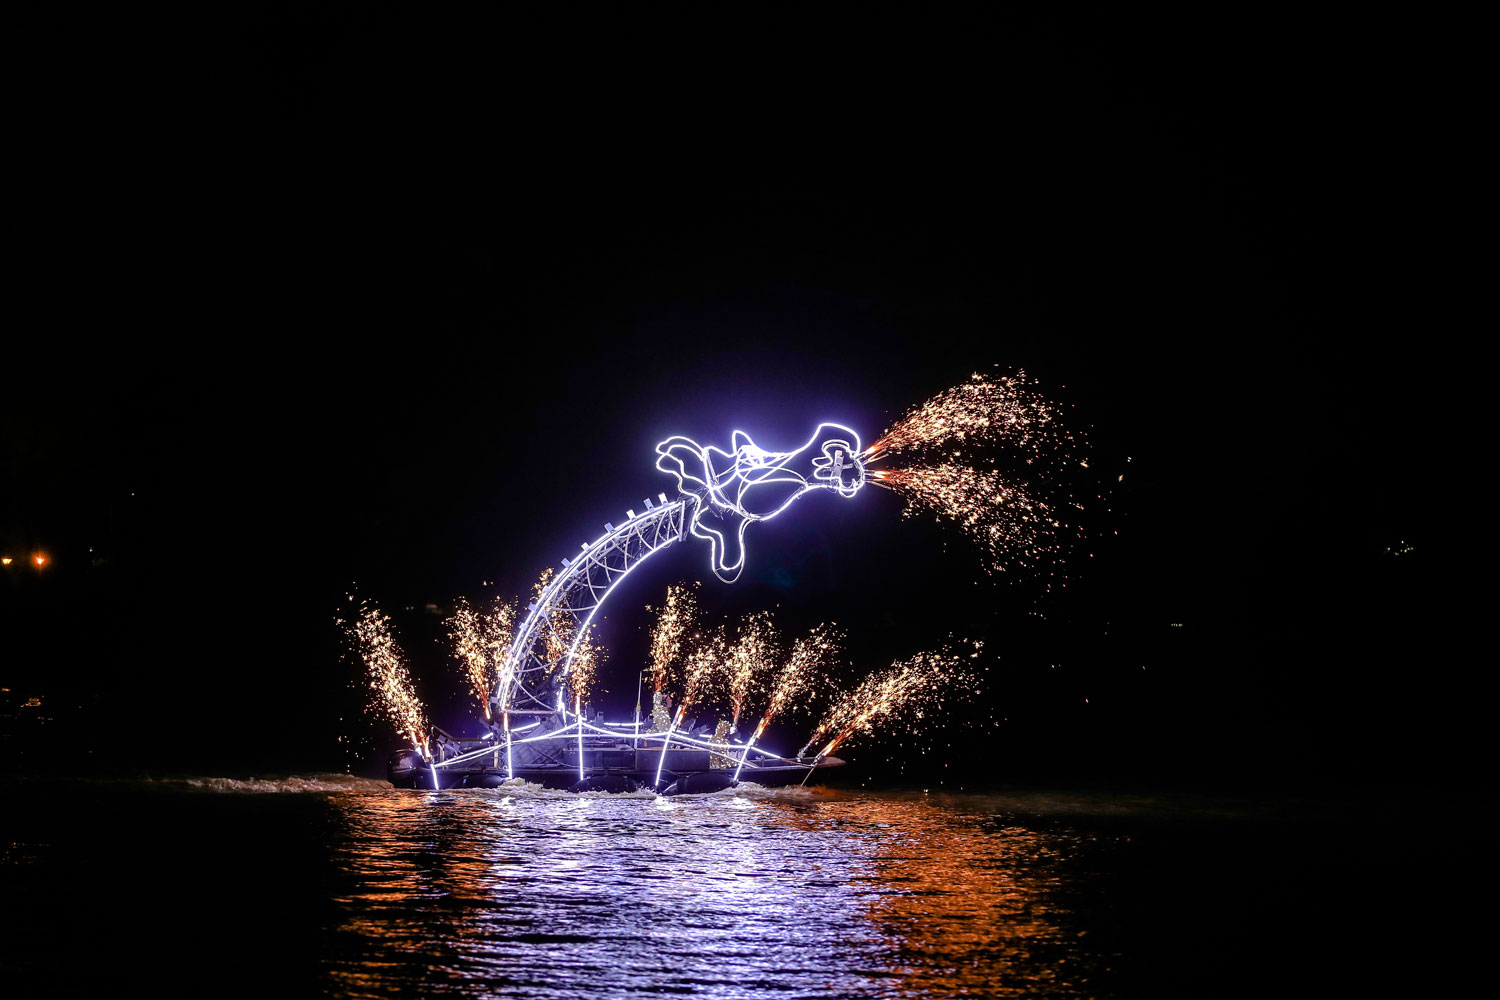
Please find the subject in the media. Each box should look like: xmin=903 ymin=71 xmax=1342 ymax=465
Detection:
xmin=865 ymin=369 xmax=1092 ymax=582
xmin=752 ymin=624 xmax=841 ymax=741
xmin=348 ymin=602 xmax=431 ymax=756
xmin=724 ymin=610 xmax=777 ymax=731
xmin=447 ymin=596 xmax=515 ymax=720
xmin=733 ymin=623 xmax=843 ymax=780
xmin=866 ymin=369 xmax=1072 ymax=462
xmin=646 ymin=582 xmax=697 ymax=694
xmin=527 ymin=567 xmax=609 ymax=711
xmin=675 ymin=625 xmax=727 ymax=720
xmin=870 ymin=464 xmax=1056 ymax=574
xmin=565 ymin=623 xmax=605 ymax=703
xmin=529 ymin=567 xmax=580 ymax=678
xmin=653 ymin=620 xmax=726 ymax=788
xmin=800 ymin=643 xmax=982 ymax=759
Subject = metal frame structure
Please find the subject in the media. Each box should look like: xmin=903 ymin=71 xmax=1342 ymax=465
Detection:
xmin=427 ymin=423 xmax=868 ymax=789
xmin=494 ymin=496 xmax=690 ymax=719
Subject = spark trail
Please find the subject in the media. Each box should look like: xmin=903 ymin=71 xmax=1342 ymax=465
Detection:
xmin=531 ymin=568 xmax=575 ymax=677
xmin=725 ymin=610 xmax=778 ymax=731
xmin=447 ymin=596 xmax=515 ymax=720
xmin=865 ymin=369 xmax=1092 ymax=583
xmin=647 ymin=583 xmax=698 ymax=695
xmin=348 ymin=602 xmax=431 ymax=756
xmin=733 ymin=623 xmax=843 ymax=780
xmin=866 ymin=368 xmax=1076 ymax=463
xmin=799 ymin=643 xmax=982 ymax=763
xmin=675 ymin=627 xmax=726 ymax=722
xmin=565 ymin=624 xmax=605 ymax=706
xmin=654 ymin=625 xmax=726 ymax=788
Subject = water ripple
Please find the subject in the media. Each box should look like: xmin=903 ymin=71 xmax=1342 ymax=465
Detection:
xmin=318 ymin=784 xmax=1106 ymax=998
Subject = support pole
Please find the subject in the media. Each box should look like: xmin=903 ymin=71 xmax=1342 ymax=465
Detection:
xmin=731 ymin=735 xmax=760 ymax=782
xmin=653 ymin=705 xmax=686 ymax=790
xmin=503 ymin=711 xmax=513 ymax=780
xmin=576 ymin=694 xmax=585 ymax=782
xmin=798 ymin=755 xmax=822 ymax=787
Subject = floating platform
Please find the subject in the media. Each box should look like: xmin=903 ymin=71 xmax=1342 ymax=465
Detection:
xmin=387 ymin=726 xmax=842 ymax=793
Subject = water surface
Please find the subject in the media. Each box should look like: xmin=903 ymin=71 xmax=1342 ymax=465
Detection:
xmin=1 ymin=777 xmax=1469 ymax=997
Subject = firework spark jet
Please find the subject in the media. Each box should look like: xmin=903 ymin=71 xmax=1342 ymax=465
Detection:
xmin=733 ymin=624 xmax=840 ymax=781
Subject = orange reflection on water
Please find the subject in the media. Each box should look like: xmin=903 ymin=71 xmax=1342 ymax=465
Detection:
xmin=321 ymin=786 xmax=1104 ymax=998
xmin=759 ymin=790 xmax=1099 ymax=997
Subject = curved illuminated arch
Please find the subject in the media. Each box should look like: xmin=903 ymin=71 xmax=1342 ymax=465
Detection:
xmin=494 ymin=423 xmax=866 ymax=723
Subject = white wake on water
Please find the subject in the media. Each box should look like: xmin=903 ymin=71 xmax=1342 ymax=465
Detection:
xmin=461 ymin=778 xmax=825 ymax=802
xmin=157 ymin=774 xmax=830 ymax=800
xmin=172 ymin=774 xmax=394 ymax=794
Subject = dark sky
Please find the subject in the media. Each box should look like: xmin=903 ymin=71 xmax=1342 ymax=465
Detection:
xmin=2 ymin=7 xmax=1453 ymax=784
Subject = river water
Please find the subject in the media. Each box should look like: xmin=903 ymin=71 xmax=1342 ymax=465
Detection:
xmin=0 ymin=776 xmax=1473 ymax=998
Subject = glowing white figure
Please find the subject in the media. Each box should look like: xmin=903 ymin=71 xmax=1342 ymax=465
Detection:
xmin=655 ymin=422 xmax=866 ymax=583
xmin=492 ymin=421 xmax=867 ymax=781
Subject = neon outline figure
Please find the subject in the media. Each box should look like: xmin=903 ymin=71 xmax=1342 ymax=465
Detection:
xmin=493 ymin=422 xmax=867 ymax=754
xmin=655 ymin=422 xmax=866 ymax=583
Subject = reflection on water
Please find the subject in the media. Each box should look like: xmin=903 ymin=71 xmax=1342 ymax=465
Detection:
xmin=321 ymin=784 xmax=1110 ymax=998
xmin=7 ymin=777 xmax=1450 ymax=998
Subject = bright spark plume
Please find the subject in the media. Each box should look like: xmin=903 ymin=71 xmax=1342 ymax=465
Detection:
xmin=870 ymin=464 xmax=1055 ymax=574
xmin=348 ymin=602 xmax=431 ymax=755
xmin=866 ymin=369 xmax=1092 ymax=582
xmin=647 ymin=582 xmax=697 ymax=693
xmin=527 ymin=567 xmax=609 ymax=707
xmin=725 ymin=610 xmax=777 ymax=729
xmin=565 ymin=623 xmax=605 ymax=702
xmin=866 ymin=369 xmax=1072 ymax=462
xmin=530 ymin=567 xmax=578 ymax=677
xmin=801 ymin=643 xmax=982 ymax=758
xmin=677 ymin=626 xmax=727 ymax=716
xmin=749 ymin=623 xmax=843 ymax=742
xmin=447 ymin=596 xmax=515 ymax=720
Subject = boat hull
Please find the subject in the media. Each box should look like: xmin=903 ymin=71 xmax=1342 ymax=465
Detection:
xmin=387 ymin=752 xmax=843 ymax=792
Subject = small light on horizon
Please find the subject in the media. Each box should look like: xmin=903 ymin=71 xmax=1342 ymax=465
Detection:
xmin=1 ymin=557 xmax=12 ymax=565
xmin=33 ymin=554 xmax=48 ymax=568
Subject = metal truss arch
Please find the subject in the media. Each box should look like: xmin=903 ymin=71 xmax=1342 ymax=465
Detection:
xmin=495 ymin=499 xmax=689 ymax=719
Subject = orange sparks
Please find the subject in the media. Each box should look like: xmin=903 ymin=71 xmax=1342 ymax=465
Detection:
xmin=725 ymin=610 xmax=777 ymax=729
xmin=448 ymin=596 xmax=516 ymax=719
xmin=647 ymin=582 xmax=698 ymax=694
xmin=870 ymin=464 xmax=1051 ymax=575
xmin=802 ymin=645 xmax=980 ymax=758
xmin=565 ymin=623 xmax=605 ymax=702
xmin=677 ymin=626 xmax=727 ymax=714
xmin=866 ymin=369 xmax=1067 ymax=463
xmin=862 ymin=368 xmax=1093 ymax=584
xmin=348 ymin=602 xmax=431 ymax=755
xmin=760 ymin=623 xmax=841 ymax=728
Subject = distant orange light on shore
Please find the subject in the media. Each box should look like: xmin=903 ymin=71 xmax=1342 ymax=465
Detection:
xmin=33 ymin=554 xmax=48 ymax=567
xmin=1 ymin=557 xmax=12 ymax=565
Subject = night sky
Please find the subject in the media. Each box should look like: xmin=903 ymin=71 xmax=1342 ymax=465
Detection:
xmin=3 ymin=8 xmax=1452 ymax=786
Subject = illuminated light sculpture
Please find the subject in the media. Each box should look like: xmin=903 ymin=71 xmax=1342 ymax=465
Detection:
xmin=655 ymin=422 xmax=865 ymax=583
xmin=457 ymin=423 xmax=865 ymax=789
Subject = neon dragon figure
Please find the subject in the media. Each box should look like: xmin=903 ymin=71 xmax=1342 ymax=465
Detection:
xmin=656 ymin=422 xmax=866 ymax=583
xmin=492 ymin=423 xmax=866 ymax=721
